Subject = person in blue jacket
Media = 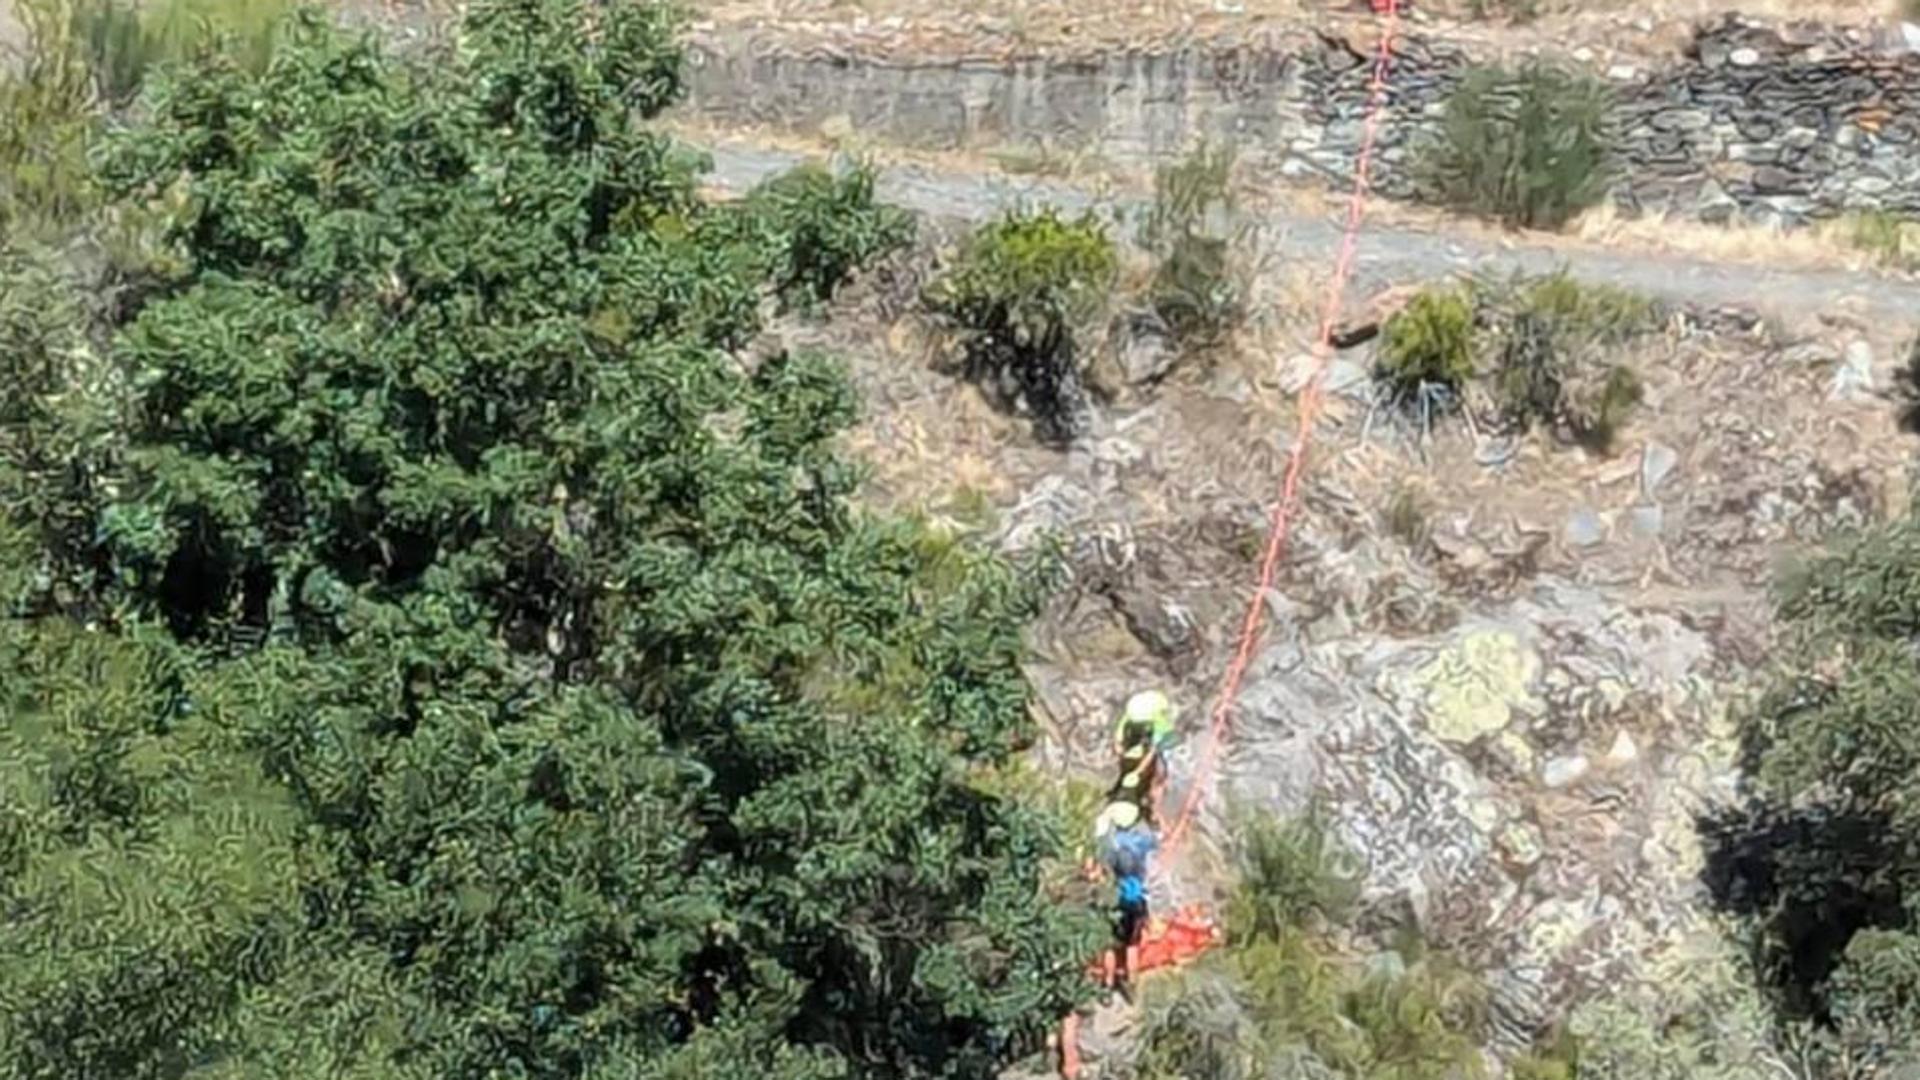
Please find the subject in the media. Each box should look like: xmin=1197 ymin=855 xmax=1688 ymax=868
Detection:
xmin=1094 ymin=797 xmax=1157 ymax=988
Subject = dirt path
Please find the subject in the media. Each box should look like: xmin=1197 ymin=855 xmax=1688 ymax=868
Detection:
xmin=699 ymin=138 xmax=1920 ymax=329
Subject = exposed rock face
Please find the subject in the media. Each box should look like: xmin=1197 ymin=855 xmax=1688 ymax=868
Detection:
xmin=1219 ymin=579 xmax=1738 ymax=1049
xmin=682 ymin=15 xmax=1920 ymax=226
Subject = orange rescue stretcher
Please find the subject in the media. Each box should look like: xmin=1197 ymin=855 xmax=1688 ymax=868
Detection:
xmin=1059 ymin=904 xmax=1223 ymax=1078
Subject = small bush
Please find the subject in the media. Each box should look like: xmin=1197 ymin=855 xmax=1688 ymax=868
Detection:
xmin=88 ymin=0 xmax=291 ymax=103
xmin=1377 ymin=287 xmax=1477 ymax=397
xmin=1482 ymin=272 xmax=1652 ymax=452
xmin=746 ymin=157 xmax=915 ymax=311
xmin=925 ymin=207 xmax=1118 ymax=443
xmin=1141 ymin=142 xmax=1249 ymax=349
xmin=1417 ymin=61 xmax=1614 ymax=230
xmin=1514 ymin=272 xmax=1655 ymax=342
xmin=1141 ymin=809 xmax=1490 ymax=1080
xmin=1226 ymin=805 xmax=1364 ymax=944
xmin=1508 ymin=1029 xmax=1580 ymax=1080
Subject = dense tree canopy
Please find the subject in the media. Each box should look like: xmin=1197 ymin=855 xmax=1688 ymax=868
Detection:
xmin=0 ymin=3 xmax=1100 ymax=1077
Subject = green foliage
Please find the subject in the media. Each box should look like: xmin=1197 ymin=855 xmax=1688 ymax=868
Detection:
xmin=0 ymin=4 xmax=1099 ymax=1078
xmin=1223 ymin=804 xmax=1364 ymax=944
xmin=1725 ymin=502 xmax=1920 ymax=1069
xmin=926 ymin=207 xmax=1118 ymax=443
xmin=1507 ymin=1031 xmax=1578 ymax=1080
xmin=1416 ymin=61 xmax=1614 ymax=231
xmin=1479 ymin=271 xmax=1651 ymax=453
xmin=1138 ymin=810 xmax=1488 ymax=1080
xmin=1377 ymin=287 xmax=1477 ymax=395
xmin=1141 ymin=142 xmax=1248 ymax=349
xmin=1560 ymin=923 xmax=1806 ymax=1080
xmin=744 ymin=157 xmax=915 ymax=311
xmin=75 ymin=0 xmax=293 ymax=104
xmin=0 ymin=0 xmax=292 ymax=240
xmin=0 ymin=0 xmax=101 ymax=237
xmin=1505 ymin=272 xmax=1655 ymax=342
xmin=0 ymin=620 xmax=306 ymax=1078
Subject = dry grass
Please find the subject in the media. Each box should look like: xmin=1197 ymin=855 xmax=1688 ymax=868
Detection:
xmin=1566 ymin=203 xmax=1917 ymax=275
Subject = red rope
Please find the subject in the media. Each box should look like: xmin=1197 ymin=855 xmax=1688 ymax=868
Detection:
xmin=1154 ymin=1 xmax=1405 ymax=867
xmin=1066 ymin=15 xmax=1407 ymax=1073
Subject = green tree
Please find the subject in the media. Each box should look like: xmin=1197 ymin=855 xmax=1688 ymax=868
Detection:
xmin=1721 ymin=508 xmax=1920 ymax=1075
xmin=0 ymin=3 xmax=1099 ymax=1077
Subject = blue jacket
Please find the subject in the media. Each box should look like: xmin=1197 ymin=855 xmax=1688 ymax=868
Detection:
xmin=1103 ymin=826 xmax=1156 ymax=906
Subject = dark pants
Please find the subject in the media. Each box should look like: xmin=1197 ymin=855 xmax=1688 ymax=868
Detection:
xmin=1116 ymin=897 xmax=1148 ymax=946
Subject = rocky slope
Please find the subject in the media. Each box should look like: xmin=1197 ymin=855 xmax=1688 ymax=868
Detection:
xmin=755 ymin=179 xmax=1916 ymax=1069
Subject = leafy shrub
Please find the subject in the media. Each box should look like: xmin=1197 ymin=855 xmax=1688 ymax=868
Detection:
xmin=1511 ymin=272 xmax=1655 ymax=342
xmin=1377 ymin=286 xmax=1477 ymax=397
xmin=1563 ymin=922 xmax=1812 ymax=1080
xmin=745 ymin=157 xmax=914 ymax=311
xmin=1508 ymin=1031 xmax=1579 ymax=1080
xmin=1224 ymin=804 xmax=1363 ymax=943
xmin=1482 ymin=272 xmax=1651 ymax=452
xmin=926 ymin=207 xmax=1118 ymax=443
xmin=1416 ymin=61 xmax=1614 ymax=230
xmin=1141 ymin=142 xmax=1248 ymax=349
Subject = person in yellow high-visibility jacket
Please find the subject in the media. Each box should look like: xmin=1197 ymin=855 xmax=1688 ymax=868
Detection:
xmin=1110 ymin=690 xmax=1177 ymax=823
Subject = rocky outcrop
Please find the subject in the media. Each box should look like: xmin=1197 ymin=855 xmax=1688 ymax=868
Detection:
xmin=682 ymin=15 xmax=1920 ymax=227
xmin=1220 ymin=586 xmax=1736 ymax=1048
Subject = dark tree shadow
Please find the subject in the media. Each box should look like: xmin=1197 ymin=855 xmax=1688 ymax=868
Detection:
xmin=1698 ymin=802 xmax=1908 ymax=1023
xmin=1898 ymin=333 xmax=1920 ymax=435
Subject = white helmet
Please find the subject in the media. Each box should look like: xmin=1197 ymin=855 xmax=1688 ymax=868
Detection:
xmin=1094 ymin=800 xmax=1142 ymax=838
xmin=1124 ymin=689 xmax=1173 ymax=726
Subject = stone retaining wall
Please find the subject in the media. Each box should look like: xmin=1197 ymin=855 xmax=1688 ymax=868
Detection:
xmin=682 ymin=16 xmax=1920 ymax=227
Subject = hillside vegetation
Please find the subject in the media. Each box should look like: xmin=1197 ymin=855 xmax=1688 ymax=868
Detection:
xmin=0 ymin=2 xmax=1099 ymax=1076
xmin=4 ymin=1 xmax=1920 ymax=1079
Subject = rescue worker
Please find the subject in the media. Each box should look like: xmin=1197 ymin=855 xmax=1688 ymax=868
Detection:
xmin=1093 ymin=798 xmax=1157 ymax=992
xmin=1110 ymin=689 xmax=1177 ymax=823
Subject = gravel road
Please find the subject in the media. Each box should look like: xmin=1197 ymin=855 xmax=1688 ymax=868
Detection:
xmin=699 ymin=139 xmax=1920 ymax=329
